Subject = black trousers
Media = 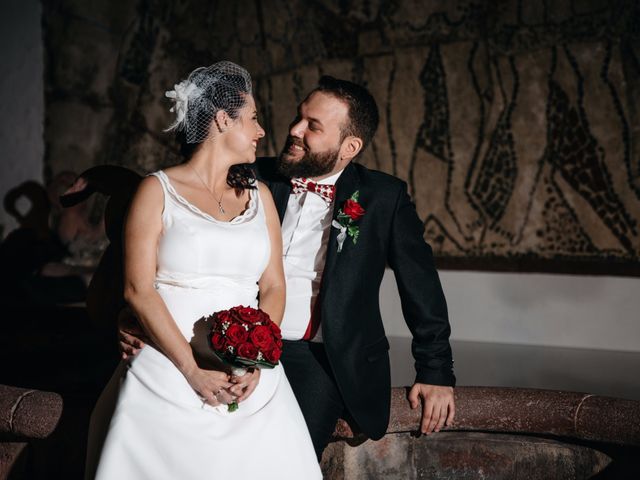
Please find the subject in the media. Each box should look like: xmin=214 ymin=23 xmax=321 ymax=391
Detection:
xmin=280 ymin=339 xmax=347 ymax=460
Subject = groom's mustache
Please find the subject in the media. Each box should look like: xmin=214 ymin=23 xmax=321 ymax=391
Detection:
xmin=284 ymin=136 xmax=308 ymax=152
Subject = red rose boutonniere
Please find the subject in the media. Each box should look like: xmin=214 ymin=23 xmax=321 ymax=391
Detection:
xmin=332 ymin=190 xmax=365 ymax=253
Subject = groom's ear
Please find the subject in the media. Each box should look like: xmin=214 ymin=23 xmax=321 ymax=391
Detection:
xmin=340 ymin=136 xmax=363 ymax=162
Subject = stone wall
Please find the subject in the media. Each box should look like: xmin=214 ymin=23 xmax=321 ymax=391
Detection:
xmin=42 ymin=0 xmax=640 ymax=273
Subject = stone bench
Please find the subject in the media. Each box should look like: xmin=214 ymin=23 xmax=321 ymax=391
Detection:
xmin=0 ymin=385 xmax=63 ymax=480
xmin=322 ymin=386 xmax=640 ymax=479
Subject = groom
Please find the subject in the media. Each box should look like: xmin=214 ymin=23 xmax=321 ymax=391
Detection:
xmin=123 ymin=76 xmax=455 ymax=459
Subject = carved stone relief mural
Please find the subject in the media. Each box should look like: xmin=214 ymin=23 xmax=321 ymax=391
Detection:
xmin=42 ymin=0 xmax=640 ymax=274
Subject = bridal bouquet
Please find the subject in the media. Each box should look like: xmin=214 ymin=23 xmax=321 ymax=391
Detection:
xmin=208 ymin=306 xmax=283 ymax=411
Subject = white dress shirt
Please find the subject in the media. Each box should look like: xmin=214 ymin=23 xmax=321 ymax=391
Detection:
xmin=279 ymin=169 xmax=344 ymax=342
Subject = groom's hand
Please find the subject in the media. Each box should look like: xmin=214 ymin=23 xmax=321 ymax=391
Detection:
xmin=118 ymin=308 xmax=149 ymax=359
xmin=408 ymin=383 xmax=455 ymax=435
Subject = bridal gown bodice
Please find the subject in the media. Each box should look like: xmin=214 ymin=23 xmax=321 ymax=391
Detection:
xmin=154 ymin=166 xmax=268 ymax=308
xmin=89 ymin=171 xmax=320 ymax=480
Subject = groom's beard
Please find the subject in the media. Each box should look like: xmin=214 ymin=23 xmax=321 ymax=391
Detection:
xmin=278 ymin=138 xmax=340 ymax=179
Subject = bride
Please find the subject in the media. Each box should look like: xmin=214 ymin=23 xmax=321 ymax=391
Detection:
xmin=89 ymin=61 xmax=321 ymax=479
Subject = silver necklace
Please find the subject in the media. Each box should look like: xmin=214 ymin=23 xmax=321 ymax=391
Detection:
xmin=189 ymin=164 xmax=226 ymax=214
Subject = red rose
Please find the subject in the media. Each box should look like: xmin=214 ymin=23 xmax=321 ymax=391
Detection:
xmin=225 ymin=323 xmax=249 ymax=346
xmin=250 ymin=325 xmax=275 ymax=351
xmin=231 ymin=306 xmax=265 ymax=324
xmin=228 ymin=307 xmax=245 ymax=323
xmin=214 ymin=310 xmax=233 ymax=326
xmin=210 ymin=332 xmax=226 ymax=351
xmin=237 ymin=342 xmax=258 ymax=360
xmin=267 ymin=321 xmax=282 ymax=348
xmin=343 ymin=199 xmax=365 ymax=221
xmin=268 ymin=321 xmax=281 ymax=337
xmin=264 ymin=345 xmax=281 ymax=363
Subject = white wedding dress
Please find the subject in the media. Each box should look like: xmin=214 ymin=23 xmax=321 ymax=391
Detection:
xmin=89 ymin=171 xmax=321 ymax=479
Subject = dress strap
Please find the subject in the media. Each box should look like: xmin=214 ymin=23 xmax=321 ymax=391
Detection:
xmin=253 ymin=180 xmax=267 ymax=221
xmin=147 ymin=171 xmax=171 ymax=223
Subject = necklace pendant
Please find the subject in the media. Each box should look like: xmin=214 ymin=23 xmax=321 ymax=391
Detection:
xmin=218 ymin=202 xmax=225 ymax=214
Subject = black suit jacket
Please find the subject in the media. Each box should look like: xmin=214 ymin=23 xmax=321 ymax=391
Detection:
xmin=255 ymin=158 xmax=455 ymax=440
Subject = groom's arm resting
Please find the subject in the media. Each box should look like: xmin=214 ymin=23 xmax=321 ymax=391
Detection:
xmin=387 ymin=181 xmax=456 ymax=433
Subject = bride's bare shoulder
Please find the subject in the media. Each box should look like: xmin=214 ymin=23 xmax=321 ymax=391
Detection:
xmin=256 ymin=180 xmax=275 ymax=201
xmin=160 ymin=164 xmax=191 ymax=185
xmin=133 ymin=175 xmax=164 ymax=205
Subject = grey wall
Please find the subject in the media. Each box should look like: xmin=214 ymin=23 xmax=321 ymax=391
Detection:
xmin=381 ymin=269 xmax=640 ymax=352
xmin=381 ymin=269 xmax=640 ymax=399
xmin=0 ymin=0 xmax=44 ymax=238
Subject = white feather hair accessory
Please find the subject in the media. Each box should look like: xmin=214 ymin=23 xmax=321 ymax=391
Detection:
xmin=164 ymin=61 xmax=253 ymax=144
xmin=165 ymin=80 xmax=202 ymax=130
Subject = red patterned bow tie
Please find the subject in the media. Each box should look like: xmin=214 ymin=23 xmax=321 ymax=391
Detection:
xmin=290 ymin=177 xmax=336 ymax=205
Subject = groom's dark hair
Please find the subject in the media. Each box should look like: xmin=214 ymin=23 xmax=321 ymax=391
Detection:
xmin=312 ymin=76 xmax=379 ymax=152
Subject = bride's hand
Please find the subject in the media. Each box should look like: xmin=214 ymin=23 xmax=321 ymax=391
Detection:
xmin=184 ymin=368 xmax=234 ymax=406
xmin=230 ymin=368 xmax=261 ymax=402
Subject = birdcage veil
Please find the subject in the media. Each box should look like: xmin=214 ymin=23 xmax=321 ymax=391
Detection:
xmin=164 ymin=61 xmax=253 ymax=144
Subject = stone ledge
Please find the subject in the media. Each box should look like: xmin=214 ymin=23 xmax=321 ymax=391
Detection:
xmin=0 ymin=384 xmax=63 ymax=440
xmin=333 ymin=386 xmax=640 ymax=446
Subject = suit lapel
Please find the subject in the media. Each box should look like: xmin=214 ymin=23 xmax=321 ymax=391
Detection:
xmin=323 ymin=163 xmax=361 ymax=281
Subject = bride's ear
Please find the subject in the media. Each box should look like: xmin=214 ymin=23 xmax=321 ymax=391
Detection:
xmin=213 ymin=110 xmax=233 ymax=133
